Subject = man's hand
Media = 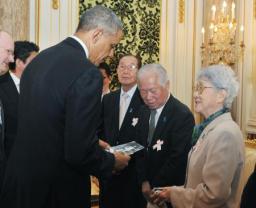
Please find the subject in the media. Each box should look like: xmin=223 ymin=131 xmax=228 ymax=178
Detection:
xmin=113 ymin=151 xmax=130 ymax=171
xmin=99 ymin=139 xmax=110 ymax=149
xmin=142 ymin=181 xmax=153 ymax=202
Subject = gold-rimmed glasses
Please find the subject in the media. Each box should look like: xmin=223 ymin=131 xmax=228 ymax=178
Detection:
xmin=118 ymin=64 xmax=137 ymax=71
xmin=193 ymin=83 xmax=213 ymax=95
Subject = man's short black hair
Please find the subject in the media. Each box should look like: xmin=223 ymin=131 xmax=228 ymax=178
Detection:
xmin=99 ymin=62 xmax=111 ymax=77
xmin=9 ymin=41 xmax=39 ymax=70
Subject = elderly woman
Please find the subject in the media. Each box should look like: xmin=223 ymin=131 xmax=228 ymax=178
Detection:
xmin=151 ymin=65 xmax=245 ymax=208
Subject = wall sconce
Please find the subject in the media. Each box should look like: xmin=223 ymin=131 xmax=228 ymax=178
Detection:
xmin=200 ymin=1 xmax=245 ymax=66
xmin=52 ymin=0 xmax=59 ymax=10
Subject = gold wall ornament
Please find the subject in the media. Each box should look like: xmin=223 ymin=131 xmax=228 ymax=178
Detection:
xmin=254 ymin=0 xmax=256 ymax=18
xmin=52 ymin=0 xmax=59 ymax=10
xmin=179 ymin=0 xmax=185 ymax=23
xmin=246 ymin=133 xmax=256 ymax=148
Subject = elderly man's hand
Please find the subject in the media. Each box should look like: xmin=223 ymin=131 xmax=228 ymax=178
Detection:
xmin=142 ymin=181 xmax=154 ymax=202
xmin=113 ymin=151 xmax=130 ymax=171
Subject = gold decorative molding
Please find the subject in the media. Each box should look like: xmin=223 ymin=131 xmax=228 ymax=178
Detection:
xmin=245 ymin=133 xmax=256 ymax=148
xmin=179 ymin=0 xmax=185 ymax=23
xmin=254 ymin=0 xmax=256 ymax=18
xmin=245 ymin=139 xmax=256 ymax=148
xmin=52 ymin=0 xmax=59 ymax=10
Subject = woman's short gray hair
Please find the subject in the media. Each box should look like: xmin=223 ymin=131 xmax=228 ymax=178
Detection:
xmin=137 ymin=64 xmax=169 ymax=87
xmin=76 ymin=5 xmax=123 ymax=35
xmin=197 ymin=65 xmax=239 ymax=109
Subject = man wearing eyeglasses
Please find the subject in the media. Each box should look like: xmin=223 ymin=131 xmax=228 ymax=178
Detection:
xmin=98 ymin=54 xmax=146 ymax=208
xmin=0 ymin=30 xmax=14 ymax=193
xmin=0 ymin=41 xmax=39 ymax=161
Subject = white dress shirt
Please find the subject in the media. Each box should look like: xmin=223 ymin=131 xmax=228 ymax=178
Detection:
xmin=150 ymin=95 xmax=170 ymax=126
xmin=9 ymin=71 xmax=20 ymax=93
xmin=70 ymin=35 xmax=89 ymax=58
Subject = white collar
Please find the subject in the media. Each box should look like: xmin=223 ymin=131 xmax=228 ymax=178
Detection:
xmin=155 ymin=94 xmax=170 ymax=113
xmin=9 ymin=71 xmax=20 ymax=92
xmin=121 ymin=85 xmax=137 ymax=98
xmin=70 ymin=35 xmax=89 ymax=58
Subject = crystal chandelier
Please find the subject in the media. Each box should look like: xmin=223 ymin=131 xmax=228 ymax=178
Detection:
xmin=201 ymin=1 xmax=245 ymax=66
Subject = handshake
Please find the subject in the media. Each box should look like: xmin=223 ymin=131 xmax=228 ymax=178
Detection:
xmin=99 ymin=139 xmax=131 ymax=171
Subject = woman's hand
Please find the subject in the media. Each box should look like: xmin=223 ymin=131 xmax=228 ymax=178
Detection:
xmin=151 ymin=187 xmax=172 ymax=205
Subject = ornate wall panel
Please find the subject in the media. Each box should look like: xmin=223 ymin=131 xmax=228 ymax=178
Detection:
xmin=79 ymin=0 xmax=160 ymax=89
xmin=0 ymin=0 xmax=29 ymax=40
xmin=159 ymin=0 xmax=198 ymax=110
xmin=29 ymin=0 xmax=79 ymax=50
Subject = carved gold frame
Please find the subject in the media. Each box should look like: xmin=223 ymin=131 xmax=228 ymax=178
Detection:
xmin=179 ymin=0 xmax=185 ymax=23
xmin=254 ymin=0 xmax=256 ymax=18
xmin=52 ymin=0 xmax=59 ymax=10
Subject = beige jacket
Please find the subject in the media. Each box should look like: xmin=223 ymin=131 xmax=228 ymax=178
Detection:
xmin=170 ymin=113 xmax=245 ymax=208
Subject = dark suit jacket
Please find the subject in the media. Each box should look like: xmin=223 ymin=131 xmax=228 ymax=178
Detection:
xmin=240 ymin=164 xmax=256 ymax=208
xmin=0 ymin=72 xmax=19 ymax=158
xmin=0 ymin=99 xmax=5 ymax=192
xmin=98 ymin=88 xmax=145 ymax=208
xmin=136 ymin=95 xmax=195 ymax=188
xmin=0 ymin=37 xmax=115 ymax=208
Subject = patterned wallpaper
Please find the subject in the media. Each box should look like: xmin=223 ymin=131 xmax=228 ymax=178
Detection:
xmin=79 ymin=0 xmax=160 ymax=89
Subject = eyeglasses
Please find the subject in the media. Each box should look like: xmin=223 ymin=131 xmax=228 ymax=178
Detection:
xmin=118 ymin=64 xmax=137 ymax=71
xmin=193 ymin=84 xmax=213 ymax=94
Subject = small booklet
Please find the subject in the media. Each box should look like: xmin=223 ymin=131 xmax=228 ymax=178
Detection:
xmin=107 ymin=141 xmax=144 ymax=155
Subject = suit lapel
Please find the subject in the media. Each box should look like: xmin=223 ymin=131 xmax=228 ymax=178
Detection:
xmin=150 ymin=95 xmax=173 ymax=146
xmin=0 ymin=73 xmax=19 ymax=103
xmin=113 ymin=90 xmax=121 ymax=137
xmin=120 ymin=89 xmax=140 ymax=130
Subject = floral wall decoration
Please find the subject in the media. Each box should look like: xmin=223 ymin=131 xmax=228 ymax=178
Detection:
xmin=79 ymin=0 xmax=160 ymax=89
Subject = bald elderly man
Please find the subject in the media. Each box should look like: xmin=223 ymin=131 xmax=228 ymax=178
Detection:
xmin=0 ymin=30 xmax=14 ymax=193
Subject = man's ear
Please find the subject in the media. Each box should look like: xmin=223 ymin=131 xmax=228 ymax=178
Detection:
xmin=16 ymin=58 xmax=25 ymax=69
xmin=92 ymin=28 xmax=103 ymax=44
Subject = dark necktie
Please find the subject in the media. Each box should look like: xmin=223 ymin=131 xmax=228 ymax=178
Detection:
xmin=147 ymin=109 xmax=157 ymax=146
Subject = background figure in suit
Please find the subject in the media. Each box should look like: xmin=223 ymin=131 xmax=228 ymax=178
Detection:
xmin=99 ymin=62 xmax=111 ymax=96
xmin=0 ymin=41 xmax=39 ymax=159
xmin=98 ymin=54 xmax=146 ymax=208
xmin=0 ymin=6 xmax=130 ymax=208
xmin=136 ymin=64 xmax=194 ymax=207
xmin=0 ymin=30 xmax=14 ymax=193
xmin=240 ymin=163 xmax=256 ymax=208
xmin=0 ymin=31 xmax=14 ymax=76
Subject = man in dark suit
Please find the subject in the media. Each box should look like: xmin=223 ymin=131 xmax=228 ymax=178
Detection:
xmin=0 ymin=31 xmax=14 ymax=76
xmin=0 ymin=6 xmax=130 ymax=208
xmin=136 ymin=64 xmax=195 ymax=207
xmin=240 ymin=163 xmax=256 ymax=208
xmin=0 ymin=30 xmax=14 ymax=193
xmin=0 ymin=41 xmax=39 ymax=159
xmin=98 ymin=54 xmax=146 ymax=208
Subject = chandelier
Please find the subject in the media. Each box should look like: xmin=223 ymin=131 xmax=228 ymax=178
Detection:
xmin=201 ymin=1 xmax=245 ymax=66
